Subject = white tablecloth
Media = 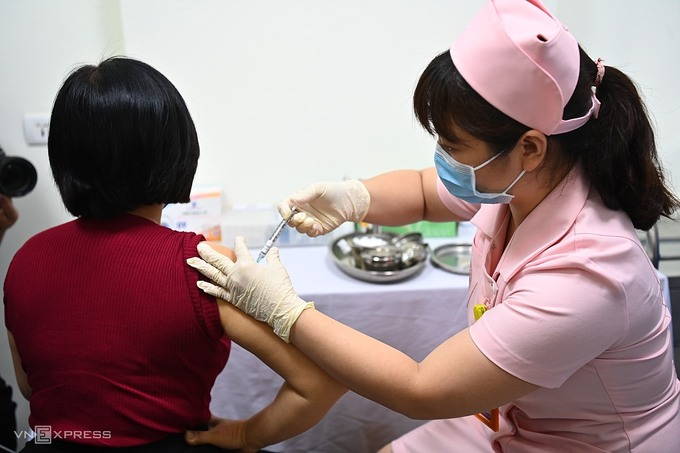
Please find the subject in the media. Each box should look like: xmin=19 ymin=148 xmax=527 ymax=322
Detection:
xmin=209 ymin=230 xmax=672 ymax=453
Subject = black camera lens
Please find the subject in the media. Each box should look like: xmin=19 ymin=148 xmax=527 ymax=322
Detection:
xmin=0 ymin=148 xmax=38 ymax=197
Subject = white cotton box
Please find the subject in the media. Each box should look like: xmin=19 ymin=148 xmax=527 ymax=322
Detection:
xmin=220 ymin=204 xmax=350 ymax=249
xmin=161 ymin=186 xmax=223 ymax=242
xmin=220 ymin=204 xmax=280 ymax=249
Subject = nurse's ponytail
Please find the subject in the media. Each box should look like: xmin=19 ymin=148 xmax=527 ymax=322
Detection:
xmin=559 ymin=48 xmax=679 ymax=230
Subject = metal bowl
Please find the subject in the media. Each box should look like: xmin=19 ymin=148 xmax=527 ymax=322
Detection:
xmin=359 ymin=245 xmax=402 ymax=271
xmin=400 ymin=241 xmax=428 ymax=268
xmin=392 ymin=232 xmax=424 ymax=248
xmin=330 ymin=232 xmax=429 ymax=283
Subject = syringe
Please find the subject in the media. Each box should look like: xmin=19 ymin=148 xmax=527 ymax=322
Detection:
xmin=257 ymin=207 xmax=299 ymax=263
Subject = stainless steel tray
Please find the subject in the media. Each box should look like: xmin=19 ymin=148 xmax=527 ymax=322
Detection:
xmin=330 ymin=232 xmax=428 ymax=283
xmin=430 ymin=243 xmax=472 ymax=274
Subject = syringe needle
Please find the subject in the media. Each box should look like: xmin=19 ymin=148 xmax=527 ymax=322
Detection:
xmin=256 ymin=207 xmax=298 ymax=263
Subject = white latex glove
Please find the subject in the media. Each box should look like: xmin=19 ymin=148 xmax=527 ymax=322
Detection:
xmin=186 ymin=238 xmax=314 ymax=343
xmin=278 ymin=180 xmax=370 ymax=237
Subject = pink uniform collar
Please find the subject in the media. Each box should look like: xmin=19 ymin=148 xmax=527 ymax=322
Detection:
xmin=472 ymin=166 xmax=590 ymax=280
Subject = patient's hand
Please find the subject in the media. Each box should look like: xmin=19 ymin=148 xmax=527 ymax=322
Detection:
xmin=185 ymin=416 xmax=257 ymax=452
xmin=0 ymin=195 xmax=18 ymax=232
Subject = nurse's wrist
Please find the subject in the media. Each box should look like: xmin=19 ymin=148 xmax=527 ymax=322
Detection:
xmin=287 ymin=302 xmax=316 ymax=344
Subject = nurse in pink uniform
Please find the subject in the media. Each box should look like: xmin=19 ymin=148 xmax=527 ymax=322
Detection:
xmin=188 ymin=0 xmax=680 ymax=451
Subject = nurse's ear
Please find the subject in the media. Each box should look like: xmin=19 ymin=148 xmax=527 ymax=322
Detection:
xmin=517 ymin=129 xmax=548 ymax=172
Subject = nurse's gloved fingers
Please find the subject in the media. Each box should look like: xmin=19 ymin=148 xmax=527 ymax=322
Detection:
xmin=279 ymin=185 xmax=318 ymax=217
xmin=311 ymin=225 xmax=324 ymax=237
xmin=232 ymin=236 xmax=258 ymax=264
xmin=265 ymin=246 xmax=282 ymax=266
xmin=295 ymin=216 xmax=318 ymax=235
xmin=196 ymin=280 xmax=231 ymax=301
xmin=284 ymin=211 xmax=307 ymax=228
xmin=279 ymin=208 xmax=308 ymax=228
xmin=187 ymin=257 xmax=228 ymax=288
xmin=197 ymin=242 xmax=235 ymax=274
xmin=277 ymin=201 xmax=294 ymax=220
xmin=292 ymin=184 xmax=321 ymax=205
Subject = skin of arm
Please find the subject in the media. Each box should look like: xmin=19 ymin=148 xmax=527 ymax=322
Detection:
xmin=290 ymin=308 xmax=538 ymax=420
xmin=0 ymin=195 xmax=18 ymax=246
xmin=205 ymin=242 xmax=347 ymax=451
xmin=362 ymin=167 xmax=465 ymax=225
xmin=8 ymin=331 xmax=31 ymax=399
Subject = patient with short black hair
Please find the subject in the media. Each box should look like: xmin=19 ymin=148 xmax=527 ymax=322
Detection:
xmin=4 ymin=56 xmax=345 ymax=453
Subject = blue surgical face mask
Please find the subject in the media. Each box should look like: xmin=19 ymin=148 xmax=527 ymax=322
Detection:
xmin=434 ymin=143 xmax=525 ymax=204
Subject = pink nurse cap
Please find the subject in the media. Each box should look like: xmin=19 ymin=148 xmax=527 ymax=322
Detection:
xmin=450 ymin=0 xmax=599 ymax=135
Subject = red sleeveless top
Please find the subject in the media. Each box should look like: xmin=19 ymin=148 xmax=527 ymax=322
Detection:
xmin=4 ymin=214 xmax=230 ymax=446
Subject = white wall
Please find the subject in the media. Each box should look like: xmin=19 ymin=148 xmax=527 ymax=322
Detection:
xmin=0 ymin=0 xmax=678 ymax=449
xmin=118 ymin=0 xmax=480 ymax=207
xmin=557 ymin=1 xmax=680 ymax=187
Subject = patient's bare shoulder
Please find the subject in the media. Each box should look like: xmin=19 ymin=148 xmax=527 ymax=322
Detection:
xmin=203 ymin=241 xmax=236 ymax=262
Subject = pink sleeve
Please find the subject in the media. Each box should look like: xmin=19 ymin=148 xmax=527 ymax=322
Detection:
xmin=436 ymin=178 xmax=481 ymax=221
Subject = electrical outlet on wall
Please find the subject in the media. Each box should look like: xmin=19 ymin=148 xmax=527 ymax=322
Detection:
xmin=23 ymin=113 xmax=50 ymax=146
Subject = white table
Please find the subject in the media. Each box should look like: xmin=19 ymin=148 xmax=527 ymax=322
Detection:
xmin=209 ymin=230 xmax=673 ymax=453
